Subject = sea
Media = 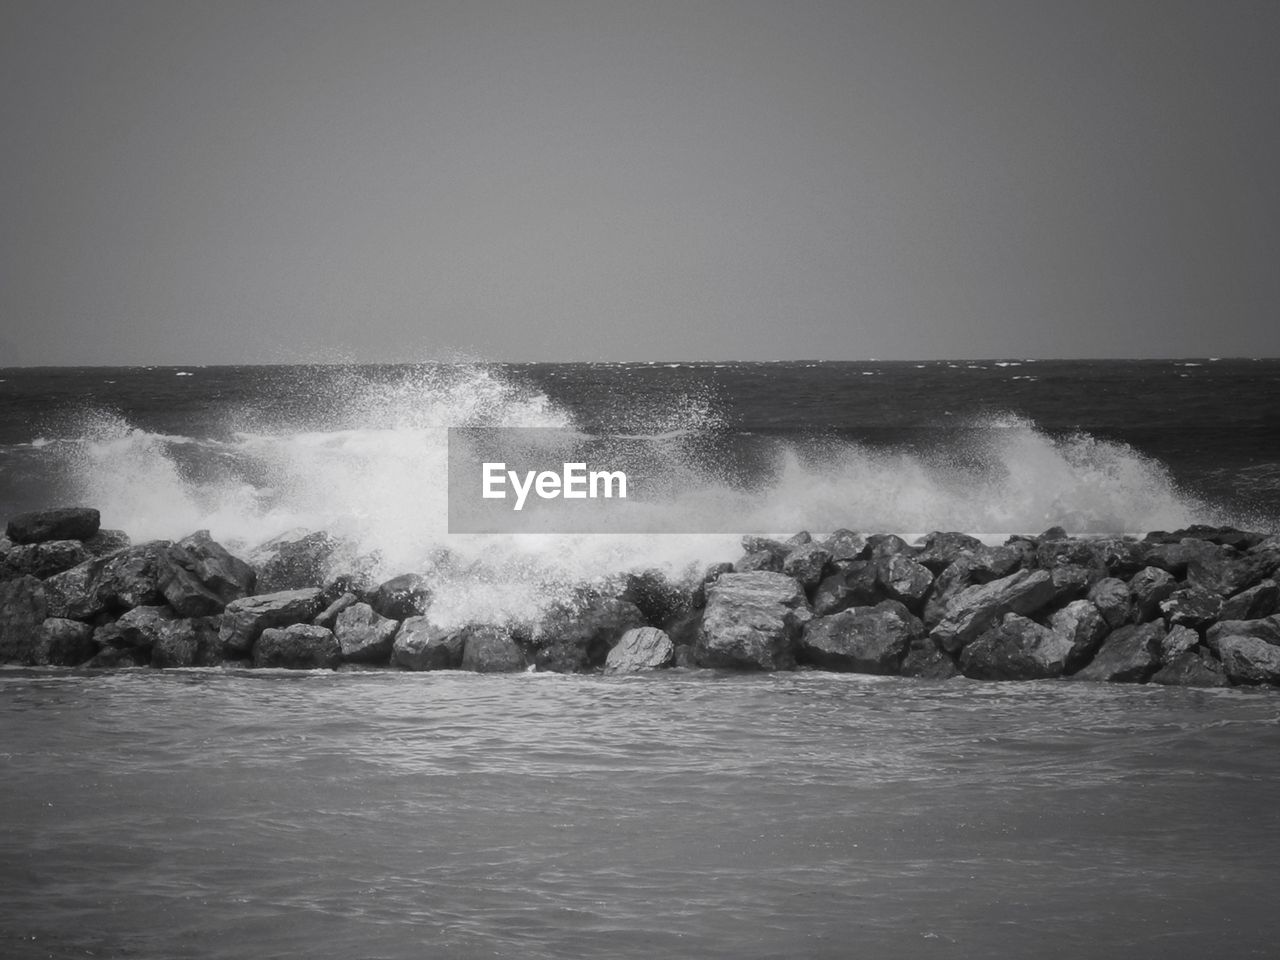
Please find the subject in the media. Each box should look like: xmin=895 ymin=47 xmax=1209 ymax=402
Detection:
xmin=1 ymin=359 xmax=1279 ymax=958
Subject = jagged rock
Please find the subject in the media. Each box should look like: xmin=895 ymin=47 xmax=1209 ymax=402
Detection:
xmin=616 ymin=569 xmax=693 ymax=627
xmin=1150 ymin=650 xmax=1230 ymax=687
xmin=151 ymin=617 xmax=223 ymax=668
xmin=812 ymin=561 xmax=881 ymax=617
xmin=1219 ymin=580 xmax=1279 ymax=622
xmin=1146 ymin=526 xmax=1268 ymax=550
xmin=875 ymin=555 xmax=934 ymax=612
xmin=43 ymin=541 xmax=171 ymax=620
xmin=253 ymin=624 xmax=341 ymax=669
xmin=5 ymin=507 xmax=100 ymax=544
xmin=899 ymin=633 xmax=959 ymax=679
xmin=1212 ymin=635 xmax=1280 ymax=684
xmin=528 ymin=595 xmax=645 ymax=672
xmin=696 ymin=571 xmax=810 ymax=670
xmin=922 ymin=556 xmax=979 ymax=628
xmin=866 ymin=534 xmax=914 ymax=561
xmin=1003 ymin=535 xmax=1039 ymax=571
xmin=1186 ymin=545 xmax=1266 ymax=597
xmin=929 ymin=569 xmax=1056 ymax=654
xmin=369 ymin=573 xmax=431 ymax=621
xmin=4 ymin=577 xmax=59 ymax=663
xmin=157 ymin=531 xmax=255 ymax=616
xmin=218 ymin=588 xmax=325 ymax=655
xmin=741 ymin=536 xmax=792 ymax=561
xmin=1205 ymin=614 xmax=1280 ymax=650
xmin=797 ymin=600 xmax=920 ymax=674
xmin=1050 ymin=564 xmax=1093 ymax=604
xmin=114 ymin=605 xmax=179 ymax=650
xmin=392 ymin=617 xmax=465 ymax=670
xmin=1088 ymin=538 xmax=1149 ymax=579
xmin=1159 ymin=624 xmax=1201 ymax=663
xmin=604 ymin=627 xmax=675 ymax=674
xmin=786 ymin=531 xmax=812 ymax=546
xmin=333 ymin=602 xmax=398 ymax=663
xmin=1142 ymin=538 xmax=1224 ymax=577
xmin=252 ymin=531 xmax=342 ymax=594
xmin=1071 ymin=622 xmax=1164 ymax=683
xmin=320 ymin=568 xmax=378 ymax=607
xmin=782 ymin=542 xmax=832 ymax=589
xmin=914 ymin=532 xmax=985 ymax=572
xmin=313 ymin=592 xmax=358 ymax=628
xmin=822 ymin=529 xmax=866 ymax=562
xmin=734 ymin=550 xmax=783 ymax=574
xmin=0 ymin=540 xmax=91 ymax=580
xmin=1047 ymin=600 xmax=1109 ymax=670
xmin=1036 ymin=537 xmax=1101 ymax=572
xmin=1128 ymin=567 xmax=1177 ymax=623
xmin=960 ymin=613 xmax=1078 ymax=680
xmin=691 ymin=562 xmax=735 ymax=607
xmin=459 ymin=626 xmax=526 ymax=672
xmin=30 ymin=617 xmax=95 ymax=666
xmin=82 ymin=529 xmax=131 ymax=557
xmin=1159 ymin=586 xmax=1223 ymax=630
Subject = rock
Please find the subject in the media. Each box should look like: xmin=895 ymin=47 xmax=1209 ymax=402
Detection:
xmin=459 ymin=626 xmax=526 ymax=672
xmin=1159 ymin=624 xmax=1201 ymax=663
xmin=914 ymin=532 xmax=985 ymax=572
xmin=922 ymin=556 xmax=979 ymax=628
xmin=1050 ymin=564 xmax=1093 ymax=604
xmin=333 ymin=602 xmax=398 ymax=663
xmin=741 ymin=536 xmax=792 ymax=561
xmin=1142 ymin=538 xmax=1224 ymax=577
xmin=604 ymin=627 xmax=675 ymax=674
xmin=157 ymin=531 xmax=256 ymax=616
xmin=1146 ymin=525 xmax=1268 ymax=550
xmin=616 ymin=569 xmax=693 ymax=627
xmin=960 ymin=613 xmax=1077 ymax=681
xmin=369 ymin=573 xmax=431 ymax=621
xmin=82 ymin=529 xmax=131 ymax=557
xmin=822 ymin=529 xmax=866 ymax=562
xmin=1205 ymin=614 xmax=1280 ymax=651
xmin=30 ymin=617 xmax=95 ymax=666
xmin=812 ymin=561 xmax=881 ymax=617
xmin=691 ymin=562 xmax=735 ymax=607
xmin=43 ymin=541 xmax=171 ymax=620
xmin=782 ymin=542 xmax=832 ymax=589
xmin=313 ymin=592 xmax=359 ymax=628
xmin=965 ymin=545 xmax=1023 ymax=582
xmin=1159 ymin=586 xmax=1223 ymax=630
xmin=734 ymin=549 xmax=783 ymax=574
xmin=899 ymin=634 xmax=959 ymax=679
xmin=1212 ymin=635 xmax=1280 ymax=685
xmin=929 ymin=569 xmax=1056 ymax=654
xmin=797 ymin=601 xmax=920 ymax=674
xmin=151 ymin=617 xmax=223 ymax=668
xmin=252 ymin=531 xmax=342 ymax=594
xmin=1128 ymin=567 xmax=1177 ymax=623
xmin=1002 ymin=535 xmax=1039 ymax=571
xmin=0 ymin=576 xmax=49 ymax=663
xmin=866 ymin=534 xmax=914 ymax=561
xmin=1088 ymin=538 xmax=1150 ymax=579
xmin=1218 ymin=580 xmax=1279 ymax=622
xmin=696 ymin=571 xmax=811 ymax=670
xmin=392 ymin=617 xmax=465 ymax=670
xmin=786 ymin=531 xmax=812 ymax=546
xmin=218 ymin=588 xmax=325 ymax=655
xmin=1036 ymin=537 xmax=1101 ymax=572
xmin=1186 ymin=546 xmax=1265 ymax=597
xmin=528 ymin=595 xmax=646 ymax=672
xmin=85 ymin=645 xmax=148 ymax=668
xmin=0 ymin=540 xmax=91 ymax=580
xmin=253 ymin=624 xmax=341 ymax=669
xmin=1046 ymin=600 xmax=1109 ymax=670
xmin=113 ymin=605 xmax=179 ymax=650
xmin=5 ymin=507 xmax=100 ymax=544
xmin=1150 ymin=650 xmax=1230 ymax=687
xmin=1071 ymin=622 xmax=1164 ymax=683
xmin=875 ymin=555 xmax=934 ymax=612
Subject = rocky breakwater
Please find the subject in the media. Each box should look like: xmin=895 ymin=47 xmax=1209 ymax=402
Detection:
xmin=3 ymin=507 xmax=1280 ymax=688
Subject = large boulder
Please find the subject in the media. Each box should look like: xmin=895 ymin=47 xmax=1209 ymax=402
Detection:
xmin=866 ymin=534 xmax=914 ymax=562
xmin=1128 ymin=567 xmax=1178 ymax=623
xmin=797 ymin=601 xmax=919 ymax=674
xmin=113 ymin=605 xmax=180 ymax=651
xmin=1205 ymin=615 xmax=1280 ymax=651
xmin=1218 ymin=580 xmax=1279 ymax=622
xmin=696 ymin=571 xmax=810 ymax=670
xmin=333 ymin=602 xmax=398 ymax=664
xmin=782 ymin=542 xmax=832 ymax=589
xmin=5 ymin=507 xmax=100 ymax=544
xmin=459 ymin=626 xmax=526 ymax=672
xmin=251 ymin=531 xmax=342 ymax=594
xmin=1186 ymin=546 xmax=1269 ymax=598
xmin=929 ymin=569 xmax=1056 ymax=654
xmin=392 ymin=617 xmax=465 ymax=670
xmin=0 ymin=575 xmax=48 ymax=663
xmin=1150 ymin=650 xmax=1230 ymax=687
xmin=1159 ymin=586 xmax=1223 ymax=630
xmin=1159 ymin=624 xmax=1201 ymax=663
xmin=253 ymin=624 xmax=341 ymax=669
xmin=615 ymin=569 xmax=694 ymax=628
xmin=370 ymin=573 xmax=432 ymax=621
xmin=82 ymin=529 xmax=131 ymax=557
xmin=821 ymin=529 xmax=866 ymax=562
xmin=30 ymin=617 xmax=95 ymax=666
xmin=527 ymin=595 xmax=645 ymax=672
xmin=899 ymin=633 xmax=959 ymax=679
xmin=1088 ymin=538 xmax=1150 ymax=579
xmin=604 ymin=627 xmax=675 ymax=674
xmin=1046 ymin=600 xmax=1109 ymax=670
xmin=313 ymin=591 xmax=359 ymax=629
xmin=1086 ymin=578 xmax=1131 ymax=629
xmin=874 ymin=555 xmax=934 ymax=613
xmin=218 ymin=588 xmax=325 ymax=655
xmin=914 ymin=532 xmax=985 ymax=573
xmin=1071 ymin=622 xmax=1164 ymax=683
xmin=157 ymin=531 xmax=255 ymax=616
xmin=43 ymin=541 xmax=171 ymax=620
xmin=1141 ymin=537 xmax=1225 ymax=577
xmin=1211 ymin=636 xmax=1280 ymax=685
xmin=151 ymin=616 xmax=223 ymax=668
xmin=960 ymin=613 xmax=1076 ymax=680
xmin=812 ymin=561 xmax=881 ymax=617
xmin=0 ymin=540 xmax=92 ymax=580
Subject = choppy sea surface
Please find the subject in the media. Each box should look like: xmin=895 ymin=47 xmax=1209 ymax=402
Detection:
xmin=2 ymin=669 xmax=1279 ymax=960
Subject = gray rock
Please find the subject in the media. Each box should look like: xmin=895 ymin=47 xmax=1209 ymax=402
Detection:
xmin=798 ymin=601 xmax=919 ymax=674
xmin=333 ymin=601 xmax=398 ymax=663
xmin=1050 ymin=564 xmax=1093 ymax=604
xmin=1088 ymin=538 xmax=1150 ymax=579
xmin=158 ymin=530 xmax=255 ymax=616
xmin=786 ymin=531 xmax=812 ymax=546
xmin=1071 ymin=622 xmax=1164 ymax=683
xmin=253 ymin=624 xmax=341 ymax=669
xmin=605 ymin=627 xmax=675 ymax=674
xmin=1218 ymin=580 xmax=1279 ymax=622
xmin=960 ymin=613 xmax=1076 ymax=680
xmin=1212 ymin=635 xmax=1280 ymax=685
xmin=82 ymin=529 xmax=131 ymax=557
xmin=734 ymin=549 xmax=783 ymax=574
xmin=812 ymin=560 xmax=881 ymax=617
xmin=922 ymin=555 xmax=979 ymax=628
xmin=741 ymin=536 xmax=793 ymax=560
xmin=392 ymin=616 xmax=465 ymax=670
xmin=1159 ymin=624 xmax=1201 ymax=663
xmin=528 ymin=595 xmax=645 ymax=672
xmin=1036 ymin=537 xmax=1102 ymax=572
xmin=1150 ymin=650 xmax=1230 ymax=687
xmin=1086 ymin=578 xmax=1131 ymax=629
xmin=30 ymin=617 xmax=95 ymax=666
xmin=1186 ymin=546 xmax=1266 ymax=597
xmin=1205 ymin=614 xmax=1280 ymax=651
xmin=899 ymin=634 xmax=959 ymax=679
xmin=370 ymin=573 xmax=431 ymax=621
xmin=1128 ymin=567 xmax=1177 ymax=623
xmin=218 ymin=588 xmax=325 ymax=655
xmin=252 ymin=531 xmax=342 ymax=594
xmin=782 ymin=542 xmax=832 ymax=589
xmin=43 ymin=541 xmax=171 ymax=620
xmin=459 ymin=626 xmax=526 ymax=672
xmin=1159 ymin=586 xmax=1223 ymax=630
xmin=0 ymin=540 xmax=91 ymax=580
xmin=866 ymin=534 xmax=914 ymax=561
xmin=1142 ymin=538 xmax=1224 ymax=577
xmin=1046 ymin=600 xmax=1109 ymax=670
xmin=114 ymin=604 xmax=179 ymax=650
xmin=5 ymin=507 xmax=100 ymax=544
xmin=875 ymin=554 xmax=934 ymax=612
xmin=0 ymin=576 xmax=48 ymax=663
xmin=822 ymin=529 xmax=866 ymax=562
xmin=696 ymin=571 xmax=810 ymax=670
xmin=929 ymin=569 xmax=1056 ymax=654
xmin=914 ymin=532 xmax=985 ymax=572
xmin=313 ymin=591 xmax=359 ymax=628
xmin=152 ymin=617 xmax=223 ymax=668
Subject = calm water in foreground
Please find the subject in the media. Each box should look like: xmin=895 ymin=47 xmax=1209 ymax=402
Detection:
xmin=2 ymin=669 xmax=1277 ymax=959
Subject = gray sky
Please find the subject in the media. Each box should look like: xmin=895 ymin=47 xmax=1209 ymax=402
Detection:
xmin=2 ymin=0 xmax=1278 ymax=364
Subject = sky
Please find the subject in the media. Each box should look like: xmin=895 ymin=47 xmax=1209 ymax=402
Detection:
xmin=2 ymin=0 xmax=1278 ymax=365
